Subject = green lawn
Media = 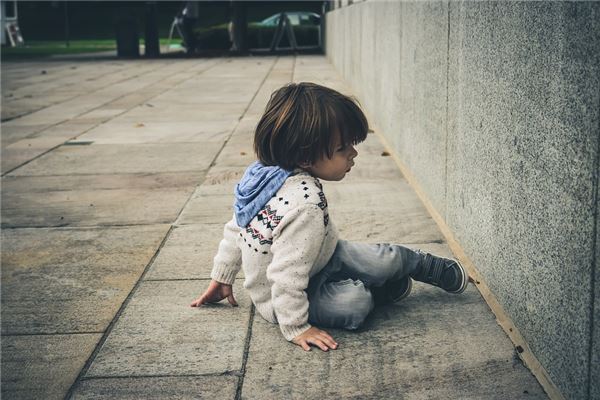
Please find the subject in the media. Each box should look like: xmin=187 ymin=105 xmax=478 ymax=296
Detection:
xmin=1 ymin=39 xmax=179 ymax=58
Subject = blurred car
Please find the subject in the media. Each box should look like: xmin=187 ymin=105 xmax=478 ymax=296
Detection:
xmin=190 ymin=10 xmax=322 ymax=51
xmin=258 ymin=11 xmax=321 ymax=27
xmin=251 ymin=11 xmax=321 ymax=49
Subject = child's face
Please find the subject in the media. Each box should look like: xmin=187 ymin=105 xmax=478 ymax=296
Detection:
xmin=304 ymin=133 xmax=358 ymax=181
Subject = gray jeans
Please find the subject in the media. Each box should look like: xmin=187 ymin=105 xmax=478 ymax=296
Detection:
xmin=307 ymin=240 xmax=422 ymax=330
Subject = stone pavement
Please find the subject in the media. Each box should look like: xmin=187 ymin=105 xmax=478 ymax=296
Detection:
xmin=1 ymin=55 xmax=547 ymax=399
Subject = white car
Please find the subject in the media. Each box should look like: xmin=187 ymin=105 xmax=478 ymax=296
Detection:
xmin=259 ymin=11 xmax=321 ymax=27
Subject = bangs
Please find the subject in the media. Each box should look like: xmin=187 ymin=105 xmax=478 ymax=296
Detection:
xmin=322 ymin=96 xmax=369 ymax=158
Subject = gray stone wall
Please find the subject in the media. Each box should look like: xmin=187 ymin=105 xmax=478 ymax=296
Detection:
xmin=325 ymin=1 xmax=599 ymax=399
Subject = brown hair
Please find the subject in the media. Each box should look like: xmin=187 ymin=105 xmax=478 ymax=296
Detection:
xmin=253 ymin=82 xmax=369 ymax=170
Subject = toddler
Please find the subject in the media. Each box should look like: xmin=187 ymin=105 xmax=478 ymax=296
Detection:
xmin=190 ymin=82 xmax=469 ymax=352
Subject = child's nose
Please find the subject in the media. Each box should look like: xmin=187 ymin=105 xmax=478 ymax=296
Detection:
xmin=350 ymin=146 xmax=358 ymax=159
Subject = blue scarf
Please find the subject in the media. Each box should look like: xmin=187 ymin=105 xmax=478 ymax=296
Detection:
xmin=234 ymin=161 xmax=293 ymax=227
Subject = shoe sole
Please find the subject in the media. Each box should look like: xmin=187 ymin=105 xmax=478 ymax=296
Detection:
xmin=447 ymin=259 xmax=469 ymax=294
xmin=392 ymin=277 xmax=413 ymax=302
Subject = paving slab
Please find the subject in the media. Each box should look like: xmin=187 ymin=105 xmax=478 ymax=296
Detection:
xmin=102 ymin=92 xmax=166 ymax=110
xmin=0 ymin=123 xmax=55 ymax=147
xmin=2 ymin=62 xmax=130 ymax=99
xmin=322 ymin=177 xmax=444 ymax=244
xmin=242 ymin=283 xmax=546 ymax=399
xmin=8 ymin=98 xmax=111 ymax=126
xmin=201 ymin=165 xmax=247 ymax=187
xmin=32 ymin=120 xmax=106 ymax=140
xmin=176 ymin=181 xmax=237 ymax=225
xmin=85 ymin=280 xmax=250 ymax=377
xmin=160 ymin=88 xmax=256 ymax=104
xmin=1 ymin=225 xmax=170 ymax=334
xmin=212 ymin=137 xmax=257 ymax=168
xmin=114 ymin=105 xmax=245 ymax=123
xmin=70 ymin=376 xmax=238 ymax=400
xmin=175 ymin=165 xmax=247 ymax=225
xmin=1 ymin=97 xmax=55 ymax=121
xmin=1 ymin=133 xmax=77 ymax=173
xmin=1 ymin=118 xmax=130 ymax=174
xmin=323 ymin=178 xmax=426 ymax=209
xmin=76 ymin=120 xmax=237 ymax=144
xmin=332 ymin=208 xmax=444 ymax=244
xmin=231 ymin=115 xmax=261 ymax=135
xmin=176 ymin=194 xmax=235 ymax=225
xmin=349 ymin=134 xmax=409 ymax=180
xmin=1 ymin=173 xmax=202 ymax=228
xmin=9 ymin=142 xmax=221 ymax=176
xmin=145 ymin=223 xmax=245 ymax=280
xmin=77 ymin=108 xmax=128 ymax=119
xmin=1 ymin=333 xmax=102 ymax=400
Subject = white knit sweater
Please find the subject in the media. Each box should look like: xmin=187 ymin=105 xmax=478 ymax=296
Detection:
xmin=210 ymin=171 xmax=339 ymax=341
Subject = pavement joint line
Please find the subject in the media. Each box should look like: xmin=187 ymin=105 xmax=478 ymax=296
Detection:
xmin=142 ymin=278 xmax=245 ymax=283
xmin=1 ymin=331 xmax=104 ymax=337
xmin=143 ymin=278 xmax=218 ymax=282
xmin=63 ymin=57 xmax=278 ymax=400
xmin=78 ymin=371 xmax=243 ymax=381
xmin=64 ymin=224 xmax=176 ymax=400
xmin=1 ymin=59 xmax=224 ymax=177
xmin=2 ymin=170 xmax=209 ymax=179
xmin=0 ymin=222 xmax=177 ymax=230
xmin=3 ymin=169 xmax=210 ymax=178
xmin=291 ymin=48 xmax=297 ymax=82
xmin=235 ymin=306 xmax=256 ymax=400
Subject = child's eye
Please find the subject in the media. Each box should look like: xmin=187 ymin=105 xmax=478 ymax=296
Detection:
xmin=337 ymin=145 xmax=347 ymax=152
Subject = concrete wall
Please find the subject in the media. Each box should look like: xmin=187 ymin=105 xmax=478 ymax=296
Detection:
xmin=325 ymin=1 xmax=599 ymax=399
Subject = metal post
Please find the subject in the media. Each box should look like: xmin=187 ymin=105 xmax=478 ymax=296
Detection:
xmin=64 ymin=1 xmax=69 ymax=48
xmin=231 ymin=1 xmax=247 ymax=53
xmin=144 ymin=1 xmax=160 ymax=57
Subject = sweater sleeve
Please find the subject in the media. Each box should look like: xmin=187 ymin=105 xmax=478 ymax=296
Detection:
xmin=268 ymin=204 xmax=327 ymax=341
xmin=210 ymin=215 xmax=242 ymax=285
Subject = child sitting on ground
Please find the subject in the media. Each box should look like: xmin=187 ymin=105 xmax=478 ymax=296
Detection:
xmin=190 ymin=82 xmax=469 ymax=352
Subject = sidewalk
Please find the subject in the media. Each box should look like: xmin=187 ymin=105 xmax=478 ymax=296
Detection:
xmin=1 ymin=55 xmax=547 ymax=399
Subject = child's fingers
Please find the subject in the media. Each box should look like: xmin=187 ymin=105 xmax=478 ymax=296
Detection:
xmin=318 ymin=334 xmax=338 ymax=350
xmin=299 ymin=340 xmax=311 ymax=351
xmin=309 ymin=338 xmax=329 ymax=352
xmin=314 ymin=329 xmax=338 ymax=349
xmin=293 ymin=338 xmax=311 ymax=351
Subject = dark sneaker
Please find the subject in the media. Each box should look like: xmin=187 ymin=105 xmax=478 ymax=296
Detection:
xmin=412 ymin=251 xmax=469 ymax=294
xmin=372 ymin=276 xmax=413 ymax=305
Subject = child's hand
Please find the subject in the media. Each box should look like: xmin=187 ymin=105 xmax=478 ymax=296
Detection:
xmin=190 ymin=279 xmax=238 ymax=307
xmin=292 ymin=327 xmax=338 ymax=352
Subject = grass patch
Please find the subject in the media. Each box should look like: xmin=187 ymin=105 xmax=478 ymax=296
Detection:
xmin=2 ymin=40 xmax=116 ymax=58
xmin=1 ymin=39 xmax=180 ymax=59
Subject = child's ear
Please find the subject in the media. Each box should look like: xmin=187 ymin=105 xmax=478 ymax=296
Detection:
xmin=299 ymin=161 xmax=311 ymax=168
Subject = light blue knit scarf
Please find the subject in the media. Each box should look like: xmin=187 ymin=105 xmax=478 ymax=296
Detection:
xmin=234 ymin=161 xmax=293 ymax=227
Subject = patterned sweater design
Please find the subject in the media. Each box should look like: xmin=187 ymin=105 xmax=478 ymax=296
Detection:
xmin=210 ymin=171 xmax=339 ymax=341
